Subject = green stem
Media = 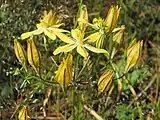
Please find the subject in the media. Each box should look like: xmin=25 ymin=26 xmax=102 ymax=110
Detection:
xmin=26 ymin=76 xmax=58 ymax=86
xmin=71 ymin=87 xmax=76 ymax=119
xmin=109 ymin=60 xmax=122 ymax=100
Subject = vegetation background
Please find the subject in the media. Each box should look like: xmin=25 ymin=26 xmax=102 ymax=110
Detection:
xmin=0 ymin=0 xmax=160 ymax=119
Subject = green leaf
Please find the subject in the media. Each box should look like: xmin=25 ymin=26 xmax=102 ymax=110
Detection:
xmin=116 ymin=104 xmax=134 ymax=120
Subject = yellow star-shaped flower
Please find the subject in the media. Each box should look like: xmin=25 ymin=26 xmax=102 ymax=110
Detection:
xmin=21 ymin=10 xmax=68 ymax=40
xmin=53 ymin=29 xmax=109 ymax=58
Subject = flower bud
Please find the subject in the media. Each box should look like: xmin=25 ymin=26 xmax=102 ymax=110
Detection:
xmin=18 ymin=106 xmax=31 ymax=120
xmin=98 ymin=71 xmax=114 ymax=94
xmin=14 ymin=40 xmax=27 ymax=66
xmin=55 ymin=54 xmax=73 ymax=90
xmin=125 ymin=39 xmax=143 ymax=72
xmin=77 ymin=5 xmax=88 ymax=32
xmin=105 ymin=6 xmax=120 ymax=32
xmin=111 ymin=26 xmax=125 ymax=59
xmin=27 ymin=37 xmax=40 ymax=74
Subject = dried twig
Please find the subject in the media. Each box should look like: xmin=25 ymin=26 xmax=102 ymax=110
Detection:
xmin=128 ymin=74 xmax=157 ymax=107
xmin=31 ymin=116 xmax=60 ymax=120
xmin=84 ymin=105 xmax=104 ymax=120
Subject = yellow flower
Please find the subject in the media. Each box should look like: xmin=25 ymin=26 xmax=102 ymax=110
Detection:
xmin=53 ymin=29 xmax=109 ymax=58
xmin=21 ymin=10 xmax=68 ymax=40
xmin=55 ymin=54 xmax=73 ymax=89
xmin=84 ymin=6 xmax=120 ymax=48
xmin=84 ymin=18 xmax=106 ymax=48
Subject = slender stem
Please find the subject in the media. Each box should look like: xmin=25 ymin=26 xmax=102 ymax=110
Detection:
xmin=26 ymin=76 xmax=58 ymax=86
xmin=109 ymin=60 xmax=122 ymax=100
xmin=76 ymin=56 xmax=90 ymax=79
xmin=128 ymin=74 xmax=157 ymax=107
xmin=71 ymin=86 xmax=76 ymax=119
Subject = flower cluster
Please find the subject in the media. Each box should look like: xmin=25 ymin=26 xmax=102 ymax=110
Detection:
xmin=14 ymin=5 xmax=143 ymax=92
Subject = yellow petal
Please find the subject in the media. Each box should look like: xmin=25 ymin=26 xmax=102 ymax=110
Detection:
xmin=66 ymin=54 xmax=73 ymax=69
xmin=36 ymin=22 xmax=47 ymax=29
xmin=85 ymin=32 xmax=102 ymax=43
xmin=84 ymin=44 xmax=109 ymax=56
xmin=48 ymin=27 xmax=69 ymax=33
xmin=51 ymin=23 xmax=65 ymax=28
xmin=53 ymin=44 xmax=77 ymax=55
xmin=127 ymin=38 xmax=137 ymax=56
xmin=76 ymin=46 xmax=88 ymax=58
xmin=55 ymin=61 xmax=65 ymax=80
xmin=63 ymin=65 xmax=72 ymax=88
xmin=21 ymin=32 xmax=32 ymax=40
xmin=21 ymin=29 xmax=43 ymax=40
xmin=44 ymin=29 xmax=56 ymax=40
xmin=56 ymin=61 xmax=65 ymax=87
xmin=32 ymin=29 xmax=43 ymax=35
xmin=71 ymin=29 xmax=84 ymax=43
xmin=54 ymin=31 xmax=75 ymax=44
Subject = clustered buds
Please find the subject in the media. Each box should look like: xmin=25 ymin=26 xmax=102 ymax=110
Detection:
xmin=14 ymin=6 xmax=143 ymax=95
xmin=14 ymin=37 xmax=41 ymax=75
